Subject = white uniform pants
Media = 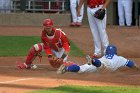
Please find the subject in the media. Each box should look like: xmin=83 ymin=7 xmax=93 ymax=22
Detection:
xmin=70 ymin=0 xmax=84 ymax=23
xmin=118 ymin=0 xmax=133 ymax=26
xmin=34 ymin=43 xmax=68 ymax=62
xmin=78 ymin=64 xmax=97 ymax=73
xmin=87 ymin=5 xmax=109 ymax=55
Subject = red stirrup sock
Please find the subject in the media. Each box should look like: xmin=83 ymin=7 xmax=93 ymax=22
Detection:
xmin=63 ymin=61 xmax=77 ymax=66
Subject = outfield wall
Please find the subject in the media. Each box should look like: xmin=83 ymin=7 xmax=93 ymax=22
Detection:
xmin=0 ymin=13 xmax=71 ymax=26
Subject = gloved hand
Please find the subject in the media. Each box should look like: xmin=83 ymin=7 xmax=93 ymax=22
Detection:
xmin=48 ymin=55 xmax=63 ymax=68
xmin=94 ymin=9 xmax=106 ymax=20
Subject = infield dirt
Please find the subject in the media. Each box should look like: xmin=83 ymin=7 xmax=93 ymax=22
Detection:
xmin=0 ymin=26 xmax=140 ymax=93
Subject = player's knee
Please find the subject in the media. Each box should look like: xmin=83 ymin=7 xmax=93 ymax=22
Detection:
xmin=28 ymin=45 xmax=36 ymax=54
xmin=67 ymin=65 xmax=80 ymax=72
xmin=92 ymin=59 xmax=101 ymax=67
xmin=33 ymin=44 xmax=43 ymax=52
xmin=126 ymin=60 xmax=134 ymax=68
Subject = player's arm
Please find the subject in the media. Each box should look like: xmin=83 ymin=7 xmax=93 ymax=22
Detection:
xmin=42 ymin=37 xmax=62 ymax=68
xmin=60 ymin=32 xmax=70 ymax=59
xmin=77 ymin=0 xmax=84 ymax=16
xmin=102 ymin=0 xmax=111 ymax=9
xmin=119 ymin=56 xmax=140 ymax=71
xmin=126 ymin=60 xmax=140 ymax=70
xmin=41 ymin=37 xmax=53 ymax=57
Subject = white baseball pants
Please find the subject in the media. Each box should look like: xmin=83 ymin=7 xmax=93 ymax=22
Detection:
xmin=118 ymin=0 xmax=133 ymax=26
xmin=87 ymin=5 xmax=109 ymax=55
xmin=70 ymin=0 xmax=84 ymax=22
xmin=34 ymin=43 xmax=68 ymax=62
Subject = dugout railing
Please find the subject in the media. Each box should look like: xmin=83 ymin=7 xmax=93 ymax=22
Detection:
xmin=11 ymin=0 xmax=69 ymax=13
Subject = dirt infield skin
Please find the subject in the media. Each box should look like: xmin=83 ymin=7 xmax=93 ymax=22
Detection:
xmin=0 ymin=26 xmax=140 ymax=93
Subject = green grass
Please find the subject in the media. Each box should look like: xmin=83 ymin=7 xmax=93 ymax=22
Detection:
xmin=27 ymin=85 xmax=140 ymax=93
xmin=0 ymin=36 xmax=84 ymax=56
xmin=69 ymin=40 xmax=84 ymax=56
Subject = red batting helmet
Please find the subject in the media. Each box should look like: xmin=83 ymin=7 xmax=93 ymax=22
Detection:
xmin=43 ymin=19 xmax=53 ymax=27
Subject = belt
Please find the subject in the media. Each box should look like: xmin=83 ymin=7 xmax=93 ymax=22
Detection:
xmin=88 ymin=5 xmax=100 ymax=8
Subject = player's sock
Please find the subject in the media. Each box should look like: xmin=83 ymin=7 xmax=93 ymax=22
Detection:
xmin=63 ymin=61 xmax=77 ymax=66
xmin=92 ymin=59 xmax=101 ymax=67
xmin=67 ymin=65 xmax=80 ymax=72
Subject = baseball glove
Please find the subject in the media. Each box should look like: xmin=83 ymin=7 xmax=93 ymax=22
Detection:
xmin=48 ymin=57 xmax=63 ymax=68
xmin=94 ymin=9 xmax=106 ymax=20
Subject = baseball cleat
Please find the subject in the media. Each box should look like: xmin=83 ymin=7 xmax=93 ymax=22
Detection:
xmin=92 ymin=54 xmax=101 ymax=58
xmin=17 ymin=61 xmax=27 ymax=69
xmin=17 ymin=61 xmax=37 ymax=69
xmin=76 ymin=22 xmax=82 ymax=27
xmin=70 ymin=22 xmax=77 ymax=26
xmin=86 ymin=55 xmax=92 ymax=65
xmin=57 ymin=64 xmax=67 ymax=74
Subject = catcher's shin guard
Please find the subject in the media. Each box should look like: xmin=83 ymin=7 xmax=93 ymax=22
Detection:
xmin=25 ymin=44 xmax=43 ymax=65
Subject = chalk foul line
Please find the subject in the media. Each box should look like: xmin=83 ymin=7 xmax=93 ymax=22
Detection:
xmin=0 ymin=78 xmax=34 ymax=84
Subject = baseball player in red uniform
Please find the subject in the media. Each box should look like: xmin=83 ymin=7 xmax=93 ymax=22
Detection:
xmin=17 ymin=19 xmax=73 ymax=69
xmin=78 ymin=0 xmax=111 ymax=58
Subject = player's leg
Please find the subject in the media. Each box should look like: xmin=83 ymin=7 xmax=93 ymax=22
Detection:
xmin=70 ymin=0 xmax=78 ymax=26
xmin=57 ymin=64 xmax=80 ymax=74
xmin=57 ymin=63 xmax=97 ymax=74
xmin=78 ymin=64 xmax=97 ymax=73
xmin=94 ymin=6 xmax=109 ymax=55
xmin=124 ymin=0 xmax=133 ymax=26
xmin=118 ymin=0 xmax=125 ymax=26
xmin=91 ymin=59 xmax=102 ymax=67
xmin=57 ymin=55 xmax=97 ymax=74
xmin=87 ymin=7 xmax=101 ymax=57
xmin=77 ymin=0 xmax=84 ymax=26
xmin=17 ymin=43 xmax=44 ymax=69
xmin=96 ymin=11 xmax=109 ymax=55
xmin=25 ymin=43 xmax=44 ymax=65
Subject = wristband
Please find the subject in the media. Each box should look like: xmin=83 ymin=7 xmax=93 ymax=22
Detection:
xmin=61 ymin=53 xmax=67 ymax=59
xmin=48 ymin=54 xmax=53 ymax=58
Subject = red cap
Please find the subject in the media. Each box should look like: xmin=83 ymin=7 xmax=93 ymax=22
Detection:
xmin=43 ymin=19 xmax=53 ymax=27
